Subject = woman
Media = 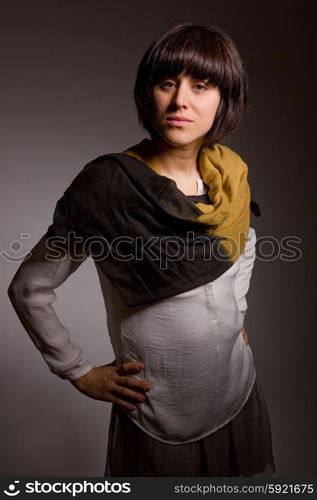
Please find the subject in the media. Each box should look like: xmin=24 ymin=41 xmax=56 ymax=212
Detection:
xmin=8 ymin=22 xmax=275 ymax=476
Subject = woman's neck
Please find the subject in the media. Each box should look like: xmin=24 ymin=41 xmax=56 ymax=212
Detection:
xmin=148 ymin=137 xmax=203 ymax=180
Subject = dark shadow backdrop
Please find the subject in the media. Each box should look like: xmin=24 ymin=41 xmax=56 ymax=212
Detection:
xmin=1 ymin=0 xmax=316 ymax=476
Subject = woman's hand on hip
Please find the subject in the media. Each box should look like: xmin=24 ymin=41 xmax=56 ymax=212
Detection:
xmin=241 ymin=327 xmax=249 ymax=345
xmin=70 ymin=360 xmax=152 ymax=411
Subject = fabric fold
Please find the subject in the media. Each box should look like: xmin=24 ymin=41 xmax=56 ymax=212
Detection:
xmin=45 ymin=139 xmax=257 ymax=306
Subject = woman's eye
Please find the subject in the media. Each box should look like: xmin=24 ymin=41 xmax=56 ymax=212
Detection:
xmin=194 ymin=83 xmax=208 ymax=91
xmin=160 ymin=81 xmax=175 ymax=89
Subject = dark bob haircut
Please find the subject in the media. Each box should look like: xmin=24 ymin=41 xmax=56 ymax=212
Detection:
xmin=134 ymin=22 xmax=248 ymax=146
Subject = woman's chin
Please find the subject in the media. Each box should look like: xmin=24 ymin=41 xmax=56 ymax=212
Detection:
xmin=154 ymin=130 xmax=204 ymax=148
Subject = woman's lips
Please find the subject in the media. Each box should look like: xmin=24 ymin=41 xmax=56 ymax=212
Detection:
xmin=166 ymin=118 xmax=193 ymax=126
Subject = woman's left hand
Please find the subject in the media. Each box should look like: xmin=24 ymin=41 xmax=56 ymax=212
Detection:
xmin=241 ymin=327 xmax=249 ymax=345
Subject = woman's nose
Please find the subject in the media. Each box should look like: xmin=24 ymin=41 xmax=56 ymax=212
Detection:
xmin=172 ymin=84 xmax=189 ymax=108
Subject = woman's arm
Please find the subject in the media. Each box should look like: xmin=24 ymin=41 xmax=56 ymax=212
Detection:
xmin=7 ymin=234 xmax=94 ymax=380
xmin=7 ymin=234 xmax=152 ymax=410
xmin=234 ymin=227 xmax=257 ymax=342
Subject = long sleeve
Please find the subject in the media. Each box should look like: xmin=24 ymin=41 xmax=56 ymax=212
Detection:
xmin=233 ymin=226 xmax=257 ymax=323
xmin=7 ymin=234 xmax=94 ymax=380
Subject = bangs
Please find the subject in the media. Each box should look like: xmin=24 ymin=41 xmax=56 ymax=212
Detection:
xmin=147 ymin=27 xmax=236 ymax=92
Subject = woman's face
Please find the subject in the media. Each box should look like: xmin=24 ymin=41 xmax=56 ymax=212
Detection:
xmin=150 ymin=69 xmax=221 ymax=148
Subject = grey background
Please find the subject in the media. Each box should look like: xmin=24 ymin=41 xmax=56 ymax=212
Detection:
xmin=1 ymin=0 xmax=316 ymax=477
